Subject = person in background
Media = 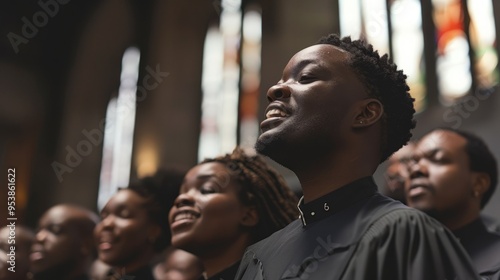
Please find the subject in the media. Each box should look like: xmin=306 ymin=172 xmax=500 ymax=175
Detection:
xmin=235 ymin=34 xmax=480 ymax=280
xmin=169 ymin=147 xmax=299 ymax=280
xmin=383 ymin=141 xmax=416 ymax=204
xmin=0 ymin=225 xmax=34 ymax=280
xmin=94 ymin=169 xmax=184 ymax=280
xmin=153 ymin=247 xmax=203 ymax=280
xmin=407 ymin=128 xmax=500 ymax=279
xmin=482 ymin=214 xmax=500 ymax=233
xmin=30 ymin=204 xmax=99 ymax=280
xmin=88 ymin=259 xmax=110 ymax=280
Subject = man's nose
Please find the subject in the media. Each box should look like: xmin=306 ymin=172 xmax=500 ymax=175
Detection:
xmin=408 ymin=159 xmax=427 ymax=179
xmin=266 ymin=84 xmax=291 ymax=102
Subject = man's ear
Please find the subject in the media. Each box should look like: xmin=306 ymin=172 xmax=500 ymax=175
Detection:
xmin=471 ymin=172 xmax=490 ymax=198
xmin=353 ymin=98 xmax=384 ymax=128
xmin=240 ymin=206 xmax=259 ymax=227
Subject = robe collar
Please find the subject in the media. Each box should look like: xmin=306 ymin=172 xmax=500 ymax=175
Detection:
xmin=297 ymin=176 xmax=378 ymax=226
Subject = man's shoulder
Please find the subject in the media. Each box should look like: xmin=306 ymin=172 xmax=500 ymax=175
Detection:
xmin=479 ymin=229 xmax=500 ymax=254
xmin=356 ymin=193 xmax=440 ymax=232
xmin=246 ymin=218 xmax=303 ymax=251
xmin=362 ymin=206 xmax=449 ymax=239
xmin=237 ymin=194 xmax=480 ymax=280
xmin=247 ymin=194 xmax=433 ymax=250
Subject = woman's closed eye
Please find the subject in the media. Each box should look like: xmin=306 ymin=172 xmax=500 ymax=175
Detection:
xmin=200 ymin=183 xmax=221 ymax=194
xmin=118 ymin=208 xmax=132 ymax=218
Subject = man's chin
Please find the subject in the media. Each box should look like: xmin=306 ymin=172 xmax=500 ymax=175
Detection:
xmin=255 ymin=135 xmax=274 ymax=158
xmin=255 ymin=136 xmax=289 ymax=166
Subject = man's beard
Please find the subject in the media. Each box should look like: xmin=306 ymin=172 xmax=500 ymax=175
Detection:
xmin=255 ymin=134 xmax=284 ymax=163
xmin=255 ymin=136 xmax=271 ymax=157
xmin=255 ymin=134 xmax=301 ymax=172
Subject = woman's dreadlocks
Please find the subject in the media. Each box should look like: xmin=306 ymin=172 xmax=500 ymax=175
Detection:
xmin=202 ymin=147 xmax=299 ymax=242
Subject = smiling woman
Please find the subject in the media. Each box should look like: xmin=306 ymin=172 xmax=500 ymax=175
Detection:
xmin=94 ymin=169 xmax=185 ymax=280
xmin=169 ymin=147 xmax=299 ymax=280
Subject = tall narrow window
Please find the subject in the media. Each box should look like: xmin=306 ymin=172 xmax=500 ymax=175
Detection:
xmin=467 ymin=0 xmax=498 ymax=89
xmin=390 ymin=0 xmax=427 ymax=112
xmin=433 ymin=0 xmax=472 ymax=104
xmin=239 ymin=7 xmax=262 ymax=152
xmin=361 ymin=0 xmax=390 ymax=55
xmin=98 ymin=47 xmax=140 ymax=210
xmin=339 ymin=0 xmax=363 ymax=39
xmin=199 ymin=26 xmax=224 ymax=161
xmin=339 ymin=0 xmax=389 ymax=54
xmin=198 ymin=0 xmax=242 ymax=161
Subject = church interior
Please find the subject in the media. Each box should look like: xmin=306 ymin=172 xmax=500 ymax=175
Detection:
xmin=1 ymin=0 xmax=500 ymax=227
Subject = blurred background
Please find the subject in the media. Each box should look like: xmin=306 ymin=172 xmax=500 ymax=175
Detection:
xmin=0 ymin=0 xmax=499 ymax=228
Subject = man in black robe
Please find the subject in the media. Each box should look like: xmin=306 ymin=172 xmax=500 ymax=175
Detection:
xmin=407 ymin=128 xmax=500 ymax=279
xmin=235 ymin=34 xmax=480 ymax=279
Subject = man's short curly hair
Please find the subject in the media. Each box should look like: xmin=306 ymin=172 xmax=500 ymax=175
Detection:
xmin=317 ymin=34 xmax=416 ymax=162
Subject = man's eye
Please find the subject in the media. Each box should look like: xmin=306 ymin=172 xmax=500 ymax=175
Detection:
xmin=430 ymin=156 xmax=447 ymax=163
xmin=299 ymin=76 xmax=315 ymax=83
xmin=49 ymin=225 xmax=62 ymax=234
xmin=119 ymin=209 xmax=131 ymax=218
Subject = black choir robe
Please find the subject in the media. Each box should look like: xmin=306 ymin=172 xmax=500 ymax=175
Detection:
xmin=453 ymin=218 xmax=500 ymax=279
xmin=106 ymin=266 xmax=155 ymax=280
xmin=200 ymin=261 xmax=241 ymax=280
xmin=235 ymin=177 xmax=480 ymax=280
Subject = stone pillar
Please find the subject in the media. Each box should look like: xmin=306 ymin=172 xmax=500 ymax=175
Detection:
xmin=132 ymin=0 xmax=214 ymax=179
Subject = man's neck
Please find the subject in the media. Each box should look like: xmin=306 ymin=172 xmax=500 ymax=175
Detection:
xmin=299 ymin=174 xmax=373 ymax=203
xmin=441 ymin=210 xmax=480 ymax=231
xmin=296 ymin=159 xmax=374 ymax=203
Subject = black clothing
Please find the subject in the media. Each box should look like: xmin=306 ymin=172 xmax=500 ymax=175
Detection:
xmin=453 ymin=218 xmax=500 ymax=279
xmin=33 ymin=272 xmax=89 ymax=280
xmin=482 ymin=214 xmax=500 ymax=234
xmin=202 ymin=261 xmax=241 ymax=280
xmin=236 ymin=177 xmax=480 ymax=280
xmin=106 ymin=266 xmax=155 ymax=280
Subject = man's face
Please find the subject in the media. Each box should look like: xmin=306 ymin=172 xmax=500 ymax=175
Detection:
xmin=406 ymin=130 xmax=476 ymax=216
xmin=384 ymin=143 xmax=415 ymax=203
xmin=30 ymin=206 xmax=82 ymax=274
xmin=255 ymin=44 xmax=368 ymax=166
